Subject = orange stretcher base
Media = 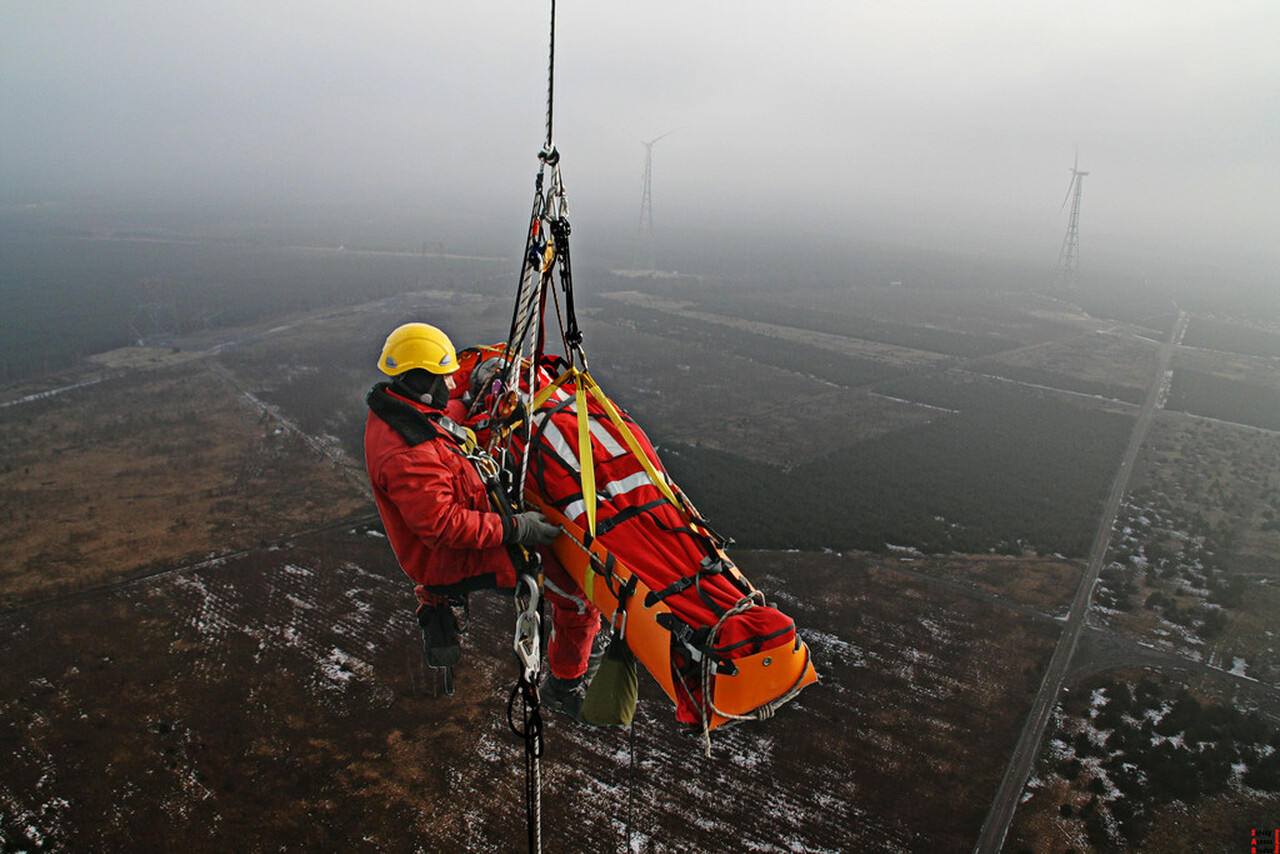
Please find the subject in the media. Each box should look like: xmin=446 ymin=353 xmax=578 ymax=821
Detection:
xmin=530 ymin=497 xmax=819 ymax=731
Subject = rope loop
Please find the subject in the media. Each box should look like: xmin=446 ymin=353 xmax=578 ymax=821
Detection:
xmin=696 ymin=591 xmax=813 ymax=757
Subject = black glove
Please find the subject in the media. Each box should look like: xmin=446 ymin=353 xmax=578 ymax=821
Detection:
xmin=509 ymin=511 xmax=560 ymax=545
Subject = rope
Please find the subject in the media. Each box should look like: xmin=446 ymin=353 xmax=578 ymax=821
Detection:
xmin=627 ymin=717 xmax=637 ymax=853
xmin=696 ymin=592 xmax=813 ymax=758
xmin=508 ymin=577 xmax=545 ymax=853
xmin=502 ymin=0 xmax=577 ymax=504
xmin=507 ymin=673 xmax=543 ymax=854
xmin=545 ymin=0 xmax=556 ymax=150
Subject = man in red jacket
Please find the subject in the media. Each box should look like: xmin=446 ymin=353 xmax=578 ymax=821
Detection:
xmin=364 ymin=322 xmax=599 ymax=716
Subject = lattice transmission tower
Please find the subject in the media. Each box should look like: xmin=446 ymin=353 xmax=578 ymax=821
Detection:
xmin=129 ymin=278 xmax=179 ymax=345
xmin=637 ymin=129 xmax=677 ymax=273
xmin=1057 ymin=153 xmax=1088 ymax=289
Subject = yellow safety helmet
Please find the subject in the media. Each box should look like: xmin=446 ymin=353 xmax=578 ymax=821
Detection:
xmin=377 ymin=322 xmax=459 ymax=376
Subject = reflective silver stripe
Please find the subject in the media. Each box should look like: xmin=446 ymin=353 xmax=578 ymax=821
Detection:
xmin=564 ymin=498 xmax=587 ymax=521
xmin=602 ymin=470 xmax=656 ymax=499
xmin=564 ymin=470 xmax=657 ymax=522
xmin=535 ymin=412 xmax=625 ymax=474
xmin=537 ymin=418 xmax=581 ymax=473
xmin=544 ymin=574 xmax=590 ymax=614
xmin=589 ymin=419 xmax=626 ymax=458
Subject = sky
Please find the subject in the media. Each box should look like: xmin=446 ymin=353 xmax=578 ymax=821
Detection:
xmin=3 ymin=1 xmax=1278 ymax=280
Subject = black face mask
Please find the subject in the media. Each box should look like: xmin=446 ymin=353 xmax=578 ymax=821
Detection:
xmin=392 ymin=369 xmax=450 ymax=410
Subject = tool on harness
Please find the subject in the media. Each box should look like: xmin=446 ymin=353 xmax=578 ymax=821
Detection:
xmin=416 ymin=599 xmax=464 ymax=695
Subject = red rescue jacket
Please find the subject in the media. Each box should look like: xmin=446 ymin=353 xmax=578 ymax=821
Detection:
xmin=364 ymin=383 xmax=518 ymax=596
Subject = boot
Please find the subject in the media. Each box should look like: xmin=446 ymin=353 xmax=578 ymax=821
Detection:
xmin=541 ymin=673 xmax=587 ymax=720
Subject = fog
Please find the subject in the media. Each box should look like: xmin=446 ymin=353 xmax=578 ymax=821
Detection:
xmin=3 ymin=1 xmax=1277 ymax=287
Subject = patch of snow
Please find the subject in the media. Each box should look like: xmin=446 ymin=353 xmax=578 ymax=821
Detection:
xmin=317 ymin=647 xmax=371 ymax=687
xmin=803 ymin=630 xmax=866 ymax=670
xmin=284 ymin=593 xmax=313 ymax=610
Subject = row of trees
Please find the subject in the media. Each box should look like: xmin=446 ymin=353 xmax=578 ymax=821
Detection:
xmin=1183 ymin=316 xmax=1280 ymax=358
xmin=1167 ymin=370 xmax=1280 ymax=431
xmin=680 ymin=295 xmax=1016 ymax=358
xmin=663 ymin=375 xmax=1134 ymax=557
xmin=599 ymin=302 xmax=908 ymax=387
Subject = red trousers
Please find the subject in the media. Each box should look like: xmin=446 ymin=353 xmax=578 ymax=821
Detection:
xmin=540 ymin=548 xmax=602 ymax=680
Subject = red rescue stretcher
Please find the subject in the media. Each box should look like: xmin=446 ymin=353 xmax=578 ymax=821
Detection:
xmin=458 ymin=347 xmax=818 ymax=733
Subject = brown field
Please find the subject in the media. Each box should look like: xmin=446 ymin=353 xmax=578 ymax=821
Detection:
xmin=0 ymin=358 xmax=368 ymax=607
xmin=1174 ymin=346 xmax=1280 ymax=392
xmin=599 ymin=290 xmax=953 ymax=370
xmin=892 ymin=553 xmax=1083 ymax=617
xmin=0 ymin=534 xmax=1063 ymax=852
xmin=87 ymin=345 xmax=203 ymax=370
xmin=971 ymin=329 xmax=1161 ymax=394
xmin=4 ymin=291 xmax=1277 ymax=851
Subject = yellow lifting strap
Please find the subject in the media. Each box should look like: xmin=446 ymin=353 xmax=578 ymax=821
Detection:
xmin=530 ymin=367 xmax=684 ymax=544
xmin=575 ymin=378 xmax=597 ymax=535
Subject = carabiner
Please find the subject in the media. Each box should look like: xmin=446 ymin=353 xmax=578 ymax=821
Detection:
xmin=513 ymin=574 xmax=542 ymax=680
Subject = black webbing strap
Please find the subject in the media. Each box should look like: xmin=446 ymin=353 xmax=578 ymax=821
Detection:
xmin=596 ymin=551 xmax=618 ymax=595
xmin=615 ymin=572 xmax=638 ymax=612
xmin=595 ymin=498 xmax=670 ymax=538
xmin=643 ymin=556 xmax=726 ymax=608
xmin=648 ymin=512 xmax=718 ymax=548
xmin=654 ymin=613 xmax=739 ymax=678
xmin=548 ymin=218 xmax=582 ymax=352
xmin=712 ymin=620 xmax=796 ymax=657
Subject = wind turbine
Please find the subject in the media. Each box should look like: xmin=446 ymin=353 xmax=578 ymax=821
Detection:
xmin=1057 ymin=152 xmax=1088 ymax=289
xmin=637 ymin=129 xmax=679 ymax=273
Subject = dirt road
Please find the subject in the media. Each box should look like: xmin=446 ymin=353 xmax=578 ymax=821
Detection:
xmin=973 ymin=309 xmax=1188 ymax=853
